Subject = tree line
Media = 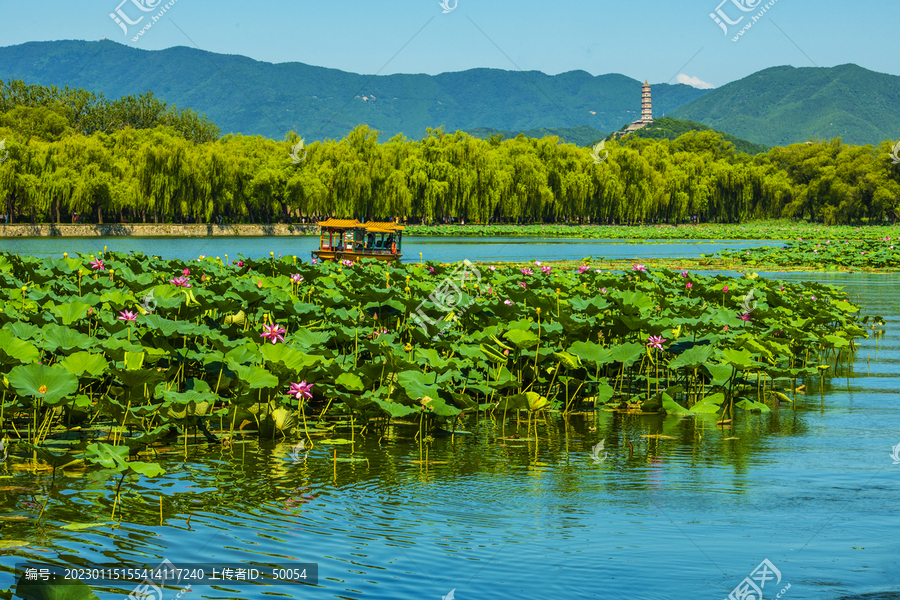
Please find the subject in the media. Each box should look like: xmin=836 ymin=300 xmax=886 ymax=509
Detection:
xmin=0 ymin=79 xmax=898 ymax=226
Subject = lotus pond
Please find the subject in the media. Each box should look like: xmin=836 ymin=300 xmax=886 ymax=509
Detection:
xmin=405 ymin=221 xmax=900 ymax=241
xmin=0 ymin=251 xmax=895 ymax=600
xmin=712 ymin=239 xmax=900 ymax=270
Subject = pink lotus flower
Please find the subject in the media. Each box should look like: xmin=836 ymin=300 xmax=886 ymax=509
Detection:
xmin=680 ymin=271 xmax=689 ymax=277
xmin=169 ymin=276 xmax=191 ymax=288
xmin=428 ymin=266 xmax=435 ymax=274
xmin=646 ymin=335 xmax=666 ymax=350
xmin=374 ymin=328 xmax=389 ymax=338
xmin=342 ymin=259 xmax=354 ymax=267
xmin=632 ymin=264 xmax=647 ymax=272
xmin=739 ymin=312 xmax=752 ymax=322
xmin=290 ymin=273 xmax=303 ymax=283
xmin=686 ymin=282 xmax=693 ymax=289
xmin=504 ymin=299 xmax=513 ymax=306
xmin=90 ymin=258 xmax=105 ymax=271
xmin=489 ymin=266 xmax=497 ymax=271
xmin=117 ymin=310 xmax=137 ymax=322
xmin=312 ymin=258 xmax=318 ymax=265
xmin=288 ymin=381 xmax=313 ymax=400
xmin=541 ymin=265 xmax=552 ymax=274
xmin=723 ymin=325 xmax=729 ymax=332
xmin=723 ymin=285 xmax=729 ymax=293
xmin=521 ymin=268 xmax=534 ymax=275
xmin=518 ymin=282 xmax=527 ymax=289
xmin=260 ymin=323 xmax=287 ymax=344
xmin=182 ymin=268 xmax=190 ymax=276
xmin=578 ymin=265 xmax=590 ymax=274
xmin=600 ymin=288 xmax=607 ymax=294
xmin=534 ymin=261 xmax=542 ymax=266
xmin=237 ymin=260 xmax=245 ymax=267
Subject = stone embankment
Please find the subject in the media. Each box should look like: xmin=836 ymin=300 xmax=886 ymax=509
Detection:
xmin=0 ymin=223 xmax=319 ymax=237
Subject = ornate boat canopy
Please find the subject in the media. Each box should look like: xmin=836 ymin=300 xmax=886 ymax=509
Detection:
xmin=318 ymin=218 xmax=362 ymax=229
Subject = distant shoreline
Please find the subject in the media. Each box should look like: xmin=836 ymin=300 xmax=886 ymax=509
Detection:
xmin=0 ymin=223 xmax=319 ymax=237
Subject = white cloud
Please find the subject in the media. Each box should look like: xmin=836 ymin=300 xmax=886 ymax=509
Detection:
xmin=676 ymin=74 xmax=715 ymax=89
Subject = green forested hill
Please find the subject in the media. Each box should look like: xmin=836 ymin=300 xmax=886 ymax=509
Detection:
xmin=0 ymin=40 xmax=706 ymax=141
xmin=669 ymin=64 xmax=900 ymax=147
xmin=617 ymin=117 xmax=767 ymax=155
xmin=464 ymin=125 xmax=606 ymax=147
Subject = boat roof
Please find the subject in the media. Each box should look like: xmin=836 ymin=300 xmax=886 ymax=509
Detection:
xmin=318 ymin=219 xmax=405 ymax=231
xmin=318 ymin=218 xmax=362 ymax=228
xmin=364 ymin=221 xmax=405 ymax=231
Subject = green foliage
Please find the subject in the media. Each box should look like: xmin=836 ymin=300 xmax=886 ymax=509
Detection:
xmin=465 ymin=126 xmax=607 ymax=147
xmin=0 ymin=79 xmax=219 ymax=143
xmin=713 ymin=239 xmax=900 ymax=269
xmin=622 ymin=117 xmax=768 ymax=155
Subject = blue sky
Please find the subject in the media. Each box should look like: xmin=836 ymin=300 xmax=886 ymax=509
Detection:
xmin=0 ymin=0 xmax=896 ymax=87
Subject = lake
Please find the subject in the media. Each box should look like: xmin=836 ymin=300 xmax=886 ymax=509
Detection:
xmin=0 ymin=244 xmax=897 ymax=600
xmin=0 ymin=236 xmax=775 ymax=263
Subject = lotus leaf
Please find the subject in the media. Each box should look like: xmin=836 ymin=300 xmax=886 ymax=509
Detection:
xmin=7 ymin=364 xmax=79 ymax=405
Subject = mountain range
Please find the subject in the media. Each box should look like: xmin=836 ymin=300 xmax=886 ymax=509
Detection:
xmin=0 ymin=41 xmax=898 ymax=147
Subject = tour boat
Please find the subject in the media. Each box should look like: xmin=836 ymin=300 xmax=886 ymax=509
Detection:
xmin=312 ymin=219 xmax=405 ymax=263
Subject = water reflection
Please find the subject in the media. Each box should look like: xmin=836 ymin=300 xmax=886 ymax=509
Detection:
xmin=0 ymin=272 xmax=897 ymax=599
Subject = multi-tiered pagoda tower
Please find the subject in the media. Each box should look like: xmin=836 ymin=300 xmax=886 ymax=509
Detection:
xmin=616 ymin=80 xmax=654 ymax=138
xmin=640 ymin=80 xmax=653 ymax=123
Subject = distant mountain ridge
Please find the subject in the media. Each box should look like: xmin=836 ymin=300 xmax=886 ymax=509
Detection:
xmin=1 ymin=41 xmax=897 ymax=147
xmin=669 ymin=64 xmax=900 ymax=147
xmin=0 ymin=40 xmax=705 ymax=141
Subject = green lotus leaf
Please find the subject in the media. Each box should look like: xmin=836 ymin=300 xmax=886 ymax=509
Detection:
xmin=99 ymin=290 xmax=133 ymax=308
xmin=568 ymin=341 xmax=614 ymax=367
xmin=229 ymin=362 xmax=279 ymax=389
xmin=0 ymin=330 xmax=39 ymax=365
xmin=111 ymin=367 xmax=166 ymax=390
xmin=140 ymin=314 xmax=183 ymax=337
xmin=735 ymin=398 xmax=771 ymax=413
xmin=398 ymin=370 xmax=441 ymax=402
xmin=692 ymin=392 xmax=726 ymax=413
xmin=553 ymin=351 xmax=582 ymax=370
xmin=48 ymin=301 xmax=92 ymax=325
xmin=373 ymin=398 xmax=418 ymax=418
xmin=7 ymin=364 xmax=79 ymax=405
xmin=609 ymin=342 xmax=644 ymax=368
xmin=260 ymin=344 xmax=325 ymax=372
xmin=667 ymin=344 xmax=714 ymax=370
xmin=662 ymin=393 xmax=693 ymax=416
xmin=720 ymin=348 xmax=760 ymax=369
xmin=503 ymin=329 xmax=539 ymax=349
xmin=59 ymin=352 xmax=108 ymax=377
xmin=3 ymin=321 xmax=41 ymax=340
xmin=335 ymin=372 xmax=365 ymax=392
xmin=39 ymin=324 xmax=96 ymax=355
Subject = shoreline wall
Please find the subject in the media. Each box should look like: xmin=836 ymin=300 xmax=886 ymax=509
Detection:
xmin=0 ymin=223 xmax=320 ymax=237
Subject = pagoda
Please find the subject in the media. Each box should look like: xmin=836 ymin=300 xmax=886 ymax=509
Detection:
xmin=616 ymin=80 xmax=654 ymax=138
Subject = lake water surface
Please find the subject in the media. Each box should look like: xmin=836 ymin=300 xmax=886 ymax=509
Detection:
xmin=0 ymin=245 xmax=897 ymax=600
xmin=0 ymin=236 xmax=775 ymax=263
